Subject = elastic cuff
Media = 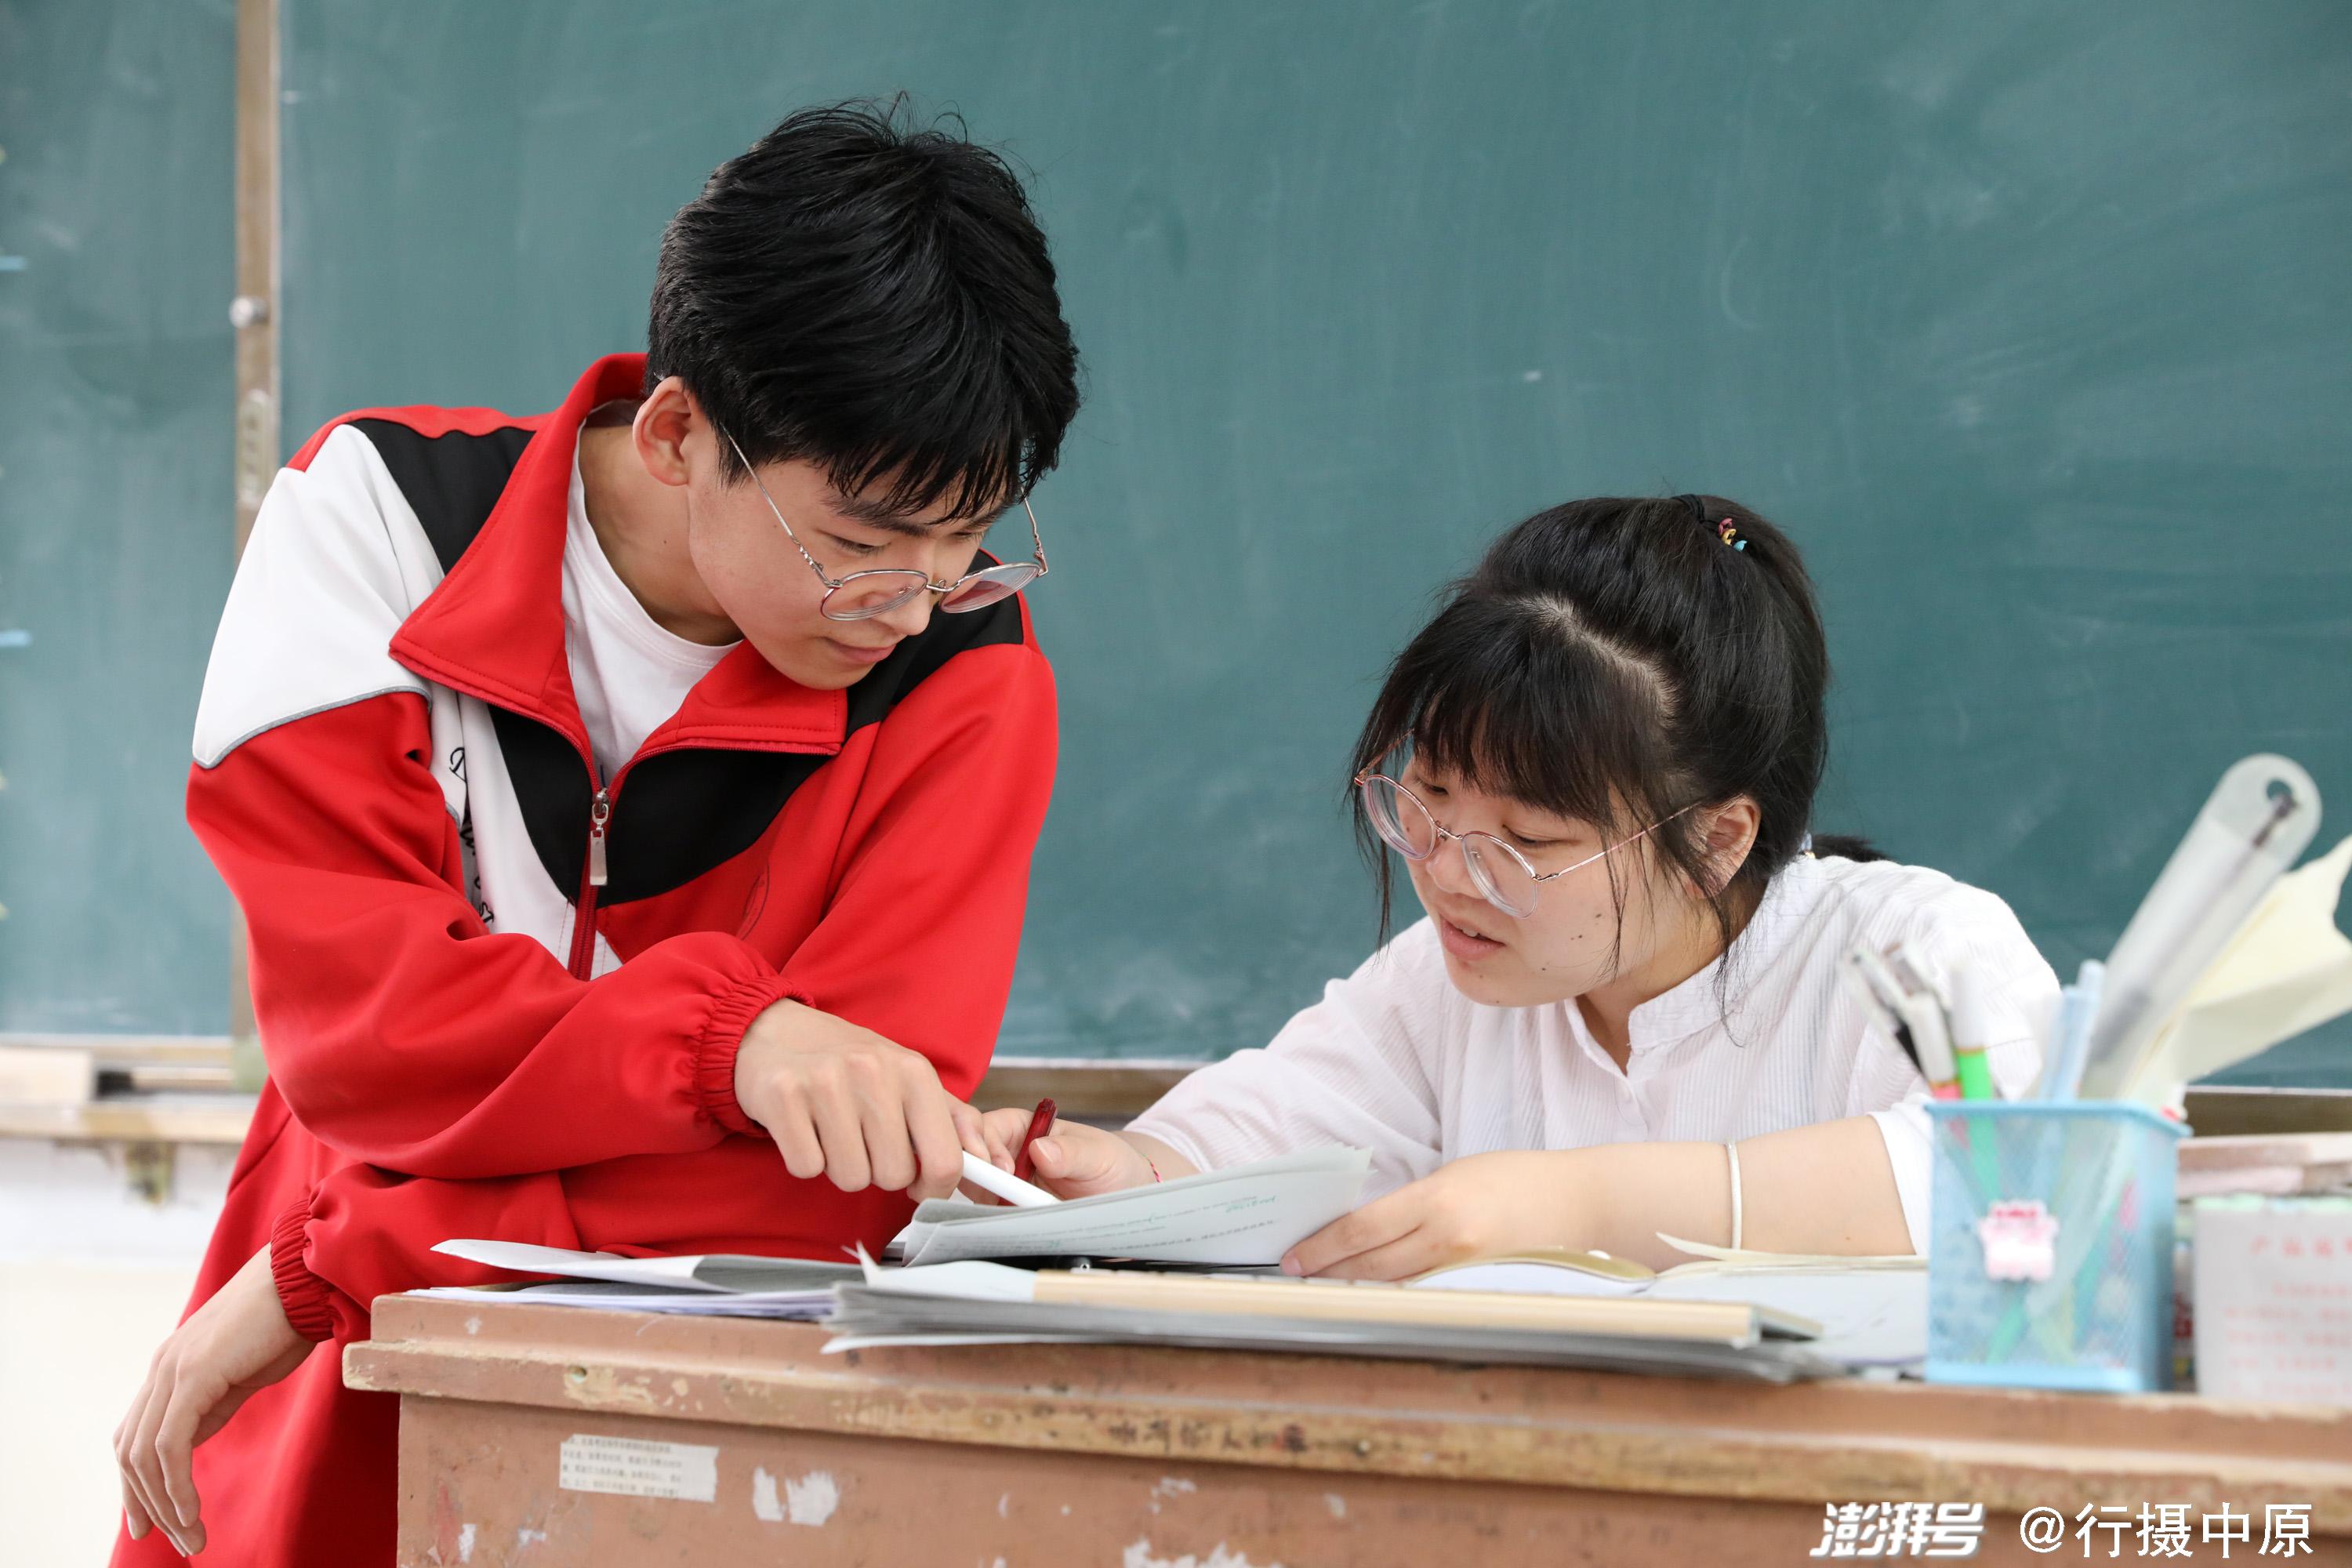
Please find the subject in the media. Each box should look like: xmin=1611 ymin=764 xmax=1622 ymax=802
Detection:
xmin=695 ymin=969 xmax=811 ymax=1137
xmin=269 ymin=1193 xmax=338 ymax=1343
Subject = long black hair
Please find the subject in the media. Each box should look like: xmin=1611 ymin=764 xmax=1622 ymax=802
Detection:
xmin=1350 ymin=494 xmax=1875 ymax=966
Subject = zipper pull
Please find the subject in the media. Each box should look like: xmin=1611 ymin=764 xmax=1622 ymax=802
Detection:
xmin=587 ymin=789 xmax=611 ymax=887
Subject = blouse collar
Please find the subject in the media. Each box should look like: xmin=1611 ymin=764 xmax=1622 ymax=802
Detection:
xmin=1563 ymin=853 xmax=1829 ymax=1062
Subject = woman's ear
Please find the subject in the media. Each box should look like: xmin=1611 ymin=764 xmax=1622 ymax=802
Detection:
xmin=1694 ymin=797 xmax=1761 ymax=895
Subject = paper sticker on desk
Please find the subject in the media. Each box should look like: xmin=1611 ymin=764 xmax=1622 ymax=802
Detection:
xmin=558 ymin=1434 xmax=718 ymax=1502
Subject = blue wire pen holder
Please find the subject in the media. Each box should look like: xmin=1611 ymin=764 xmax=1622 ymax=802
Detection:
xmin=1925 ymin=1102 xmax=2188 ymax=1393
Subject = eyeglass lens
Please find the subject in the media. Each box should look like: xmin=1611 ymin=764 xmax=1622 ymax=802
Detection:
xmin=822 ymin=563 xmax=1043 ymax=622
xmin=1360 ymin=775 xmax=1541 ymax=918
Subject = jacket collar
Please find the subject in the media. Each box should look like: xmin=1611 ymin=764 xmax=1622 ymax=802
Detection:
xmin=390 ymin=353 xmax=846 ymax=762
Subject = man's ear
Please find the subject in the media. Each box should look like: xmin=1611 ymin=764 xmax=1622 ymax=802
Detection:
xmin=1694 ymin=796 xmax=1761 ymax=896
xmin=631 ymin=376 xmax=701 ymax=490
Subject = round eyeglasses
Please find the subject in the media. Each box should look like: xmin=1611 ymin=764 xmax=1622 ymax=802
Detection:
xmin=1356 ymin=771 xmax=1693 ymax=919
xmin=724 ymin=430 xmax=1049 ymax=622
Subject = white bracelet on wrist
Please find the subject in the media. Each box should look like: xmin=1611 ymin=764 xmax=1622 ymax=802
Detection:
xmin=1724 ymin=1141 xmax=1744 ymax=1252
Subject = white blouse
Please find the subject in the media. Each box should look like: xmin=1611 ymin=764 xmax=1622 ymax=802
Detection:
xmin=1127 ymin=854 xmax=2059 ymax=1253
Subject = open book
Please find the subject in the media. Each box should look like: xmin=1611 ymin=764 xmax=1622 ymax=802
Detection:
xmin=887 ymin=1145 xmax=1371 ymax=1266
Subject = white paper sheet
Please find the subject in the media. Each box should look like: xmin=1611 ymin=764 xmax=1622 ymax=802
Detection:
xmin=407 ymin=1279 xmax=836 ymax=1319
xmin=890 ymin=1146 xmax=1371 ymax=1266
xmin=430 ymin=1238 xmax=860 ymax=1294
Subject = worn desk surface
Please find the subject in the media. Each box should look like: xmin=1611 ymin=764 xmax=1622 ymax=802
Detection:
xmin=346 ymin=1296 xmax=2350 ymax=1566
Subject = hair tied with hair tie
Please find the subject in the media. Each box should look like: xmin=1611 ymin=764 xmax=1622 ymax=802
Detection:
xmin=1717 ymin=519 xmax=1747 ymax=552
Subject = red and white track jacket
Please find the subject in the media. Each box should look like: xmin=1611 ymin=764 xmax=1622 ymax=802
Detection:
xmin=113 ymin=354 xmax=1056 ymax=1568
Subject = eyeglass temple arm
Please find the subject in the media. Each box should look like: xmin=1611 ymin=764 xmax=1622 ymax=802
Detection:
xmin=724 ymin=429 xmax=855 ymax=590
xmin=1527 ymin=802 xmax=1700 ymax=884
xmin=731 ymin=426 xmax=1048 ymax=589
xmin=1016 ymin=497 xmax=1047 ymax=577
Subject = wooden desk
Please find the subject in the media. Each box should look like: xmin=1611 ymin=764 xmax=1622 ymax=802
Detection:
xmin=348 ymin=1298 xmax=2351 ymax=1566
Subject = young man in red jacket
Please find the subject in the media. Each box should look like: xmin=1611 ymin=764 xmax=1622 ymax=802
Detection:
xmin=111 ymin=100 xmax=1079 ymax=1564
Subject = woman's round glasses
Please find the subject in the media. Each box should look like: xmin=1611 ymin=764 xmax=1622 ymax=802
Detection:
xmin=724 ymin=430 xmax=1050 ymax=622
xmin=1356 ymin=771 xmax=1692 ymax=919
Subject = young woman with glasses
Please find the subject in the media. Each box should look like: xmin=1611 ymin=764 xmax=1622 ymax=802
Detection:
xmin=983 ymin=495 xmax=2058 ymax=1279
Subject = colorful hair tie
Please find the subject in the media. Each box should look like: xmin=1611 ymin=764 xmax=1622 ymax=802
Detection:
xmin=1675 ymin=494 xmax=1748 ymax=553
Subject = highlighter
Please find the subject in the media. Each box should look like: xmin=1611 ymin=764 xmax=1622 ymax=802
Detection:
xmin=1946 ymin=959 xmax=2000 ymax=1102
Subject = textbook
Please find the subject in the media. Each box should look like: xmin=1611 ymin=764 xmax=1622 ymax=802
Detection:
xmin=885 ymin=1145 xmax=1373 ymax=1266
xmin=820 ymin=1252 xmax=1845 ymax=1382
xmin=1414 ymin=1244 xmax=1927 ymax=1367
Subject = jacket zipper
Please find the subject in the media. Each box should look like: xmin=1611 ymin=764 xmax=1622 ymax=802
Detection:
xmin=558 ymin=731 xmax=808 ymax=981
xmin=567 ymin=782 xmax=612 ymax=980
xmin=562 ymin=739 xmax=673 ymax=980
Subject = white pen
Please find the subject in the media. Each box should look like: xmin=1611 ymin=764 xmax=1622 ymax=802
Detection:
xmin=960 ymin=1149 xmax=1061 ymax=1208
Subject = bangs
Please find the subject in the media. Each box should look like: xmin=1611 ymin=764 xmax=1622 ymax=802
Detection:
xmin=737 ymin=339 xmax=1048 ymax=521
xmin=1356 ymin=595 xmax=1682 ymax=837
xmin=657 ymin=95 xmax=1078 ymax=525
xmin=805 ymin=372 xmax=1042 ymax=521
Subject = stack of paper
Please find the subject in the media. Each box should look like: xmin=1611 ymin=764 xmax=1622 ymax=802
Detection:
xmin=822 ymin=1251 xmax=1843 ymax=1382
xmin=409 ymin=1184 xmax=1922 ymax=1376
xmin=887 ymin=1146 xmax=1371 ymax=1265
xmin=2178 ymin=1131 xmax=2352 ymax=1199
xmin=404 ymin=1151 xmax=1368 ymax=1320
xmin=405 ymin=1279 xmax=842 ymax=1319
xmin=412 ymin=1239 xmax=858 ymax=1319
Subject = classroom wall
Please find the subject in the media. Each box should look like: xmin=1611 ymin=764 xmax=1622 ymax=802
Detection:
xmin=271 ymin=0 xmax=2352 ymax=1079
xmin=5 ymin=2 xmax=2350 ymax=1083
xmin=0 ymin=0 xmax=238 ymax=1034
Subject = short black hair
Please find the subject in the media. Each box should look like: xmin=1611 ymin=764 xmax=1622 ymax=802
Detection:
xmin=646 ymin=97 xmax=1080 ymax=519
xmin=1352 ymin=495 xmax=1875 ymax=965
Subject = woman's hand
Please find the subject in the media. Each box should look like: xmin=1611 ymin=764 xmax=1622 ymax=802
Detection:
xmin=970 ymin=1110 xmax=1166 ymax=1198
xmin=1280 ymin=1151 xmax=1589 ymax=1280
xmin=115 ymin=1244 xmax=315 ymax=1556
xmin=734 ymin=1000 xmax=989 ymax=1201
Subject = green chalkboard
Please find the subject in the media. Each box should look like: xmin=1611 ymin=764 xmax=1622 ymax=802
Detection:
xmin=0 ymin=1 xmax=238 ymax=1033
xmin=266 ymin=2 xmax=2352 ymax=1082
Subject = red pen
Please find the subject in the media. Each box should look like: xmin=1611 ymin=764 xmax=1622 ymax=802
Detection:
xmin=1011 ymin=1097 xmax=1058 ymax=1182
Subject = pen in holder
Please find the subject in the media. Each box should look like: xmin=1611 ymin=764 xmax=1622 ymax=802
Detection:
xmin=1926 ymin=1102 xmax=2187 ymax=1392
